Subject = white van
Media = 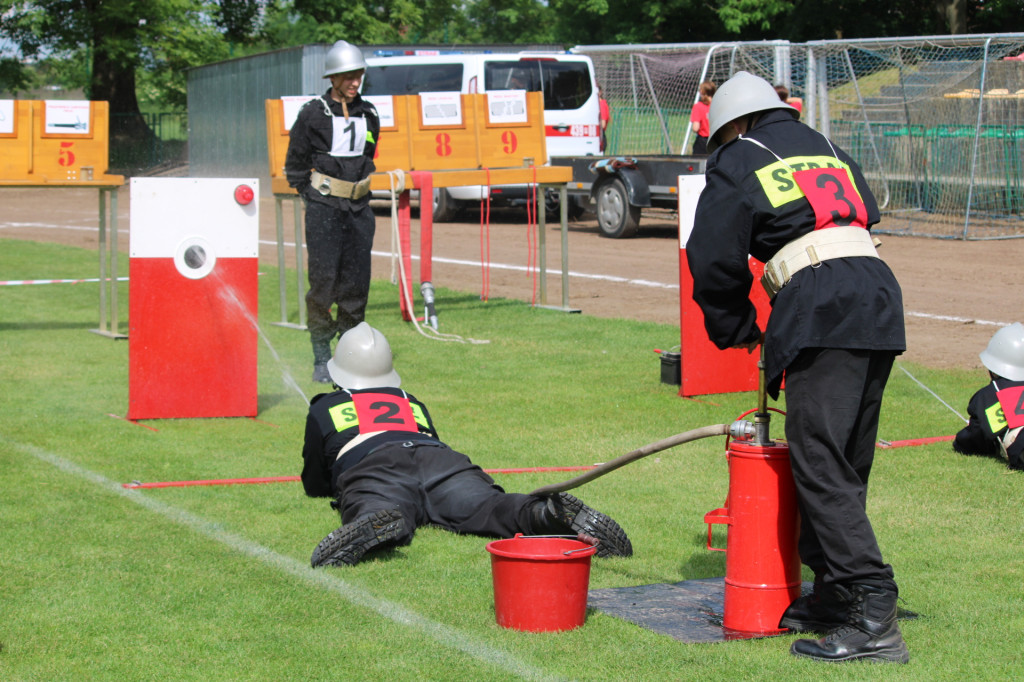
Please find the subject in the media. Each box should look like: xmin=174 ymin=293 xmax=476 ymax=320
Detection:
xmin=363 ymin=51 xmax=601 ymax=220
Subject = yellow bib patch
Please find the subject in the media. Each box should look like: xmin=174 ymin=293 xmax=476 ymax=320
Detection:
xmin=985 ymin=400 xmax=1007 ymax=434
xmin=754 ymin=155 xmax=855 ymax=208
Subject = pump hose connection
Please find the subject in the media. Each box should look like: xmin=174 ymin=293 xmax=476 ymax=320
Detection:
xmin=420 ymin=281 xmax=438 ymax=330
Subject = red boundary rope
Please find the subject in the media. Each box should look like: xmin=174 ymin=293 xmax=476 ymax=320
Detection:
xmin=121 ymin=465 xmax=596 ymax=489
xmin=118 ymin=435 xmax=956 ymax=489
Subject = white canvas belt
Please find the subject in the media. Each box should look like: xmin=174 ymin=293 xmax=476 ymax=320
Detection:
xmin=310 ymin=171 xmax=371 ymax=200
xmin=761 ymin=226 xmax=881 ymax=298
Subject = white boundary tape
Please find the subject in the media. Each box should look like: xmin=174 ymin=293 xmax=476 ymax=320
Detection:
xmin=6 ymin=437 xmax=562 ymax=682
xmin=4 ymin=220 xmax=1007 ymax=329
xmin=0 ymin=276 xmax=129 ymax=286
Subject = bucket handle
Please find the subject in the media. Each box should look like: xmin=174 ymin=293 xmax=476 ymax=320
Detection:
xmin=509 ymin=533 xmax=599 ymax=555
xmin=703 ymin=507 xmax=730 ymax=552
xmin=562 ymin=546 xmax=596 ymax=556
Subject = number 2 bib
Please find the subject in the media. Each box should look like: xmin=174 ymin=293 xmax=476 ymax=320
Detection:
xmin=996 ymin=382 xmax=1024 ymax=429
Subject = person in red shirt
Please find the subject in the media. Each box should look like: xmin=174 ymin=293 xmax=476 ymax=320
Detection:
xmin=775 ymin=84 xmax=804 ymax=117
xmin=599 ymin=85 xmax=611 ymax=152
xmin=689 ymin=80 xmax=716 ymax=154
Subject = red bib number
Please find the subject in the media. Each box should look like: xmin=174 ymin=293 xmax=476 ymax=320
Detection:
xmin=996 ymin=384 xmax=1024 ymax=429
xmin=351 ymin=392 xmax=419 ymax=434
xmin=792 ymin=167 xmax=868 ymax=230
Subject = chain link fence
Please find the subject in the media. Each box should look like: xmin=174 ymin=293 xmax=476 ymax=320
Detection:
xmin=576 ymin=35 xmax=1024 ymax=240
xmin=109 ymin=111 xmax=188 ymax=175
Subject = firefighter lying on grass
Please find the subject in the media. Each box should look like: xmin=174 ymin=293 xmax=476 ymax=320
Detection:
xmin=953 ymin=322 xmax=1024 ymax=470
xmin=300 ymin=322 xmax=633 ymax=567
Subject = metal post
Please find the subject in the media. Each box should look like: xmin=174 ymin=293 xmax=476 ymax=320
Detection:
xmin=294 ymin=197 xmax=306 ymax=329
xmin=109 ymin=187 xmax=121 ymax=336
xmin=538 ymin=187 xmax=547 ymax=305
xmin=964 ymin=37 xmax=993 ymax=239
xmin=91 ymin=186 xmax=126 ymax=339
xmin=97 ymin=188 xmax=108 ymax=334
xmin=559 ymin=185 xmax=574 ymax=313
xmin=274 ymin=196 xmax=288 ymax=324
xmin=534 ymin=184 xmax=580 ymax=314
xmin=271 ymin=195 xmax=307 ymax=330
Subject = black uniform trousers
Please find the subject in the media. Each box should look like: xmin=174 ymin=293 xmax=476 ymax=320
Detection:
xmin=784 ymin=347 xmax=898 ymax=592
xmin=304 ymin=198 xmax=376 ymax=347
xmin=335 ymin=441 xmax=541 ymax=544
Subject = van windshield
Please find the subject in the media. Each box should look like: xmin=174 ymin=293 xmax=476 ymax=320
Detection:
xmin=363 ymin=63 xmax=464 ymax=95
xmin=484 ymin=60 xmax=592 ymax=111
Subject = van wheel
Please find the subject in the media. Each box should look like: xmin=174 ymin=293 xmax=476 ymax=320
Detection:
xmin=433 ymin=188 xmax=461 ymax=222
xmin=595 ymin=178 xmax=640 ymax=238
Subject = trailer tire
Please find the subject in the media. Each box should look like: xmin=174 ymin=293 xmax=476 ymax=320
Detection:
xmin=595 ymin=177 xmax=640 ymax=238
xmin=432 ymin=188 xmax=461 ymax=222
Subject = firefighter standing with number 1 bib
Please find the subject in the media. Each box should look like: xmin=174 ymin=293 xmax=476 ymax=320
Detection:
xmin=686 ymin=72 xmax=909 ymax=663
xmin=285 ymin=40 xmax=380 ymax=383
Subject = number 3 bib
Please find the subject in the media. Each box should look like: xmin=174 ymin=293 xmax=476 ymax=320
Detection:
xmin=792 ymin=167 xmax=868 ymax=230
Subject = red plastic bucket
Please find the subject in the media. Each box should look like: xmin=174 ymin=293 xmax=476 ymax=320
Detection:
xmin=485 ymin=534 xmax=597 ymax=632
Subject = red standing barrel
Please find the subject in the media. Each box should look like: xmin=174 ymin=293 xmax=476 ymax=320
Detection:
xmin=704 ymin=439 xmax=801 ymax=633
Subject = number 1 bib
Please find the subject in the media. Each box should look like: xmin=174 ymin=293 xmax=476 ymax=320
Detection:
xmin=330 ymin=117 xmax=367 ymax=157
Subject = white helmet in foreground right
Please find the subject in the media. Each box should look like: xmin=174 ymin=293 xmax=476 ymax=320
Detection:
xmin=979 ymin=321 xmax=1024 ymax=381
xmin=707 ymin=71 xmax=798 ymax=153
xmin=328 ymin=322 xmax=402 ymax=389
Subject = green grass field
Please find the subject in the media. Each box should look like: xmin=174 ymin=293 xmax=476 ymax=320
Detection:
xmin=2 ymin=239 xmax=1021 ymax=680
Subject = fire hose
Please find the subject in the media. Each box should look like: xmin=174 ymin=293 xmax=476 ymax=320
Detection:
xmin=530 ymin=352 xmax=772 ymax=497
xmin=528 ymin=421 xmax=753 ymax=496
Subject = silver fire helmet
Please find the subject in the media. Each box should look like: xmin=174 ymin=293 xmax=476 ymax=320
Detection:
xmin=979 ymin=321 xmax=1024 ymax=382
xmin=707 ymin=71 xmax=797 ymax=153
xmin=327 ymin=322 xmax=402 ymax=389
xmin=323 ymin=40 xmax=367 ymax=78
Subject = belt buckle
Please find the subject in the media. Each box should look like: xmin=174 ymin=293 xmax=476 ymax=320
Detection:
xmin=761 ymin=263 xmax=782 ymax=298
xmin=316 ymin=175 xmax=332 ymax=196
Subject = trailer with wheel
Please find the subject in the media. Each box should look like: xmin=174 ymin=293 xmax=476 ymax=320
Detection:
xmin=551 ymin=155 xmax=706 ymax=238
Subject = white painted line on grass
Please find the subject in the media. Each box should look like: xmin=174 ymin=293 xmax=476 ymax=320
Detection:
xmin=0 ymin=221 xmax=125 ymax=233
xmin=8 ymin=438 xmax=564 ymax=682
xmin=904 ymin=310 xmax=1010 ymax=327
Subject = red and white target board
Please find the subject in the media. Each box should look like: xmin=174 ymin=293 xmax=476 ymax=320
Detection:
xmin=677 ymin=175 xmax=773 ymax=397
xmin=128 ymin=178 xmax=259 ymax=420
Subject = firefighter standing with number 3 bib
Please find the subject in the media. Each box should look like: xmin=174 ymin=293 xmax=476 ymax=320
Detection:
xmin=686 ymin=72 xmax=909 ymax=663
xmin=285 ymin=40 xmax=381 ymax=383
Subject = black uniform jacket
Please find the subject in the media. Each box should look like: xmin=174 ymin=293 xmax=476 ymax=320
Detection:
xmin=687 ymin=109 xmax=906 ymax=396
xmin=301 ymin=386 xmax=441 ymax=498
xmin=954 ymin=380 xmax=1024 ymax=469
xmin=284 ymin=90 xmax=380 ymax=206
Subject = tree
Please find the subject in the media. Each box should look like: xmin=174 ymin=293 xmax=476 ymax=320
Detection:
xmin=0 ymin=0 xmax=257 ymax=169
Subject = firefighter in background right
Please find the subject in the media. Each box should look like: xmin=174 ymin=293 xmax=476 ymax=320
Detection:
xmin=686 ymin=72 xmax=909 ymax=663
xmin=953 ymin=322 xmax=1024 ymax=469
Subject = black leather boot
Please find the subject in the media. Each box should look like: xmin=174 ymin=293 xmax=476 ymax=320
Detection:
xmin=312 ymin=338 xmax=332 ymax=384
xmin=310 ymin=509 xmax=407 ymax=567
xmin=790 ymin=583 xmax=909 ymax=663
xmin=779 ymin=578 xmax=848 ymax=633
xmin=530 ymin=493 xmax=633 ymax=558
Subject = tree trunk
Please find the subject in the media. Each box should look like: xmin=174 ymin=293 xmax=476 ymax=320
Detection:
xmin=935 ymin=0 xmax=967 ymax=34
xmin=90 ymin=40 xmax=155 ymax=171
